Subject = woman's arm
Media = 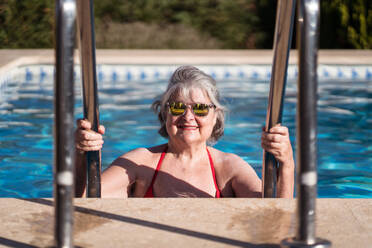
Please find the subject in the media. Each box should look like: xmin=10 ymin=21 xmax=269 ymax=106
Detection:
xmin=74 ymin=119 xmax=140 ymax=197
xmin=261 ymin=124 xmax=294 ymax=198
xmin=99 ymin=155 xmax=137 ymax=198
xmin=228 ymin=153 xmax=262 ymax=197
xmin=277 ymin=159 xmax=295 ymax=197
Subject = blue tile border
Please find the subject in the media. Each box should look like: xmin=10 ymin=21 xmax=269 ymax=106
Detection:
xmin=1 ymin=64 xmax=372 ymax=88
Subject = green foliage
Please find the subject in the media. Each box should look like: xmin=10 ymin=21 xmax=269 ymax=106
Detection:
xmin=95 ymin=21 xmax=222 ymax=49
xmin=252 ymin=0 xmax=277 ymax=48
xmin=93 ymin=0 xmax=259 ymax=49
xmin=320 ymin=0 xmax=372 ymax=49
xmin=0 ymin=0 xmax=54 ymax=48
xmin=0 ymin=0 xmax=370 ymax=49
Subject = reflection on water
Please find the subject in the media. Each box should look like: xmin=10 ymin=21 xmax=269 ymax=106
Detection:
xmin=0 ymin=76 xmax=371 ymax=197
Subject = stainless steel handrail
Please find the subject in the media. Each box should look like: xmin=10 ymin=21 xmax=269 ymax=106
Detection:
xmin=281 ymin=0 xmax=331 ymax=246
xmin=296 ymin=0 xmax=319 ymax=242
xmin=54 ymin=0 xmax=76 ymax=247
xmin=76 ymin=0 xmax=101 ymax=197
xmin=263 ymin=0 xmax=296 ymax=197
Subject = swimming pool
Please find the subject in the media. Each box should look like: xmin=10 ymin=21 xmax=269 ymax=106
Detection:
xmin=0 ymin=64 xmax=371 ymax=198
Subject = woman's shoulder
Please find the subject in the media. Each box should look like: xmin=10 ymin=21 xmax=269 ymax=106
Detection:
xmin=115 ymin=143 xmax=167 ymax=165
xmin=207 ymin=146 xmax=248 ymax=167
xmin=207 ymin=146 xmax=261 ymax=194
xmin=207 ymin=146 xmax=259 ymax=195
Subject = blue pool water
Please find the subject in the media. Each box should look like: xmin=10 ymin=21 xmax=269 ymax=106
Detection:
xmin=0 ymin=66 xmax=371 ymax=198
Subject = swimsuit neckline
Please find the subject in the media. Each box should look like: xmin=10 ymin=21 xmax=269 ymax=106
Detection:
xmin=144 ymin=145 xmax=221 ymax=198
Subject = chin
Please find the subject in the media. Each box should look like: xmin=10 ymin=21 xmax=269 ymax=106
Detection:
xmin=184 ymin=135 xmax=210 ymax=145
xmin=172 ymin=133 xmax=199 ymax=144
xmin=181 ymin=134 xmax=198 ymax=142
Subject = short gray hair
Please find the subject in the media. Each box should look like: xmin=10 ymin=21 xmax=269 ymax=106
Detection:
xmin=151 ymin=65 xmax=226 ymax=144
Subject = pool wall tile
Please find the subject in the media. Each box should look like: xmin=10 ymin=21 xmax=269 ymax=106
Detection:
xmin=1 ymin=64 xmax=372 ymax=94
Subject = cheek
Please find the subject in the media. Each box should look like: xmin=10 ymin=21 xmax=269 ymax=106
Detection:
xmin=165 ymin=116 xmax=172 ymax=130
xmin=199 ymin=115 xmax=217 ymax=132
xmin=165 ymin=115 xmax=178 ymax=133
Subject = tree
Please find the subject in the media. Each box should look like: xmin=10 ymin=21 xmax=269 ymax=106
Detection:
xmin=320 ymin=0 xmax=371 ymax=49
xmin=0 ymin=0 xmax=54 ymax=48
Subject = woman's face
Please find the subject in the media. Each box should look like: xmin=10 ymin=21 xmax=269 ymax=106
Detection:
xmin=166 ymin=88 xmax=217 ymax=146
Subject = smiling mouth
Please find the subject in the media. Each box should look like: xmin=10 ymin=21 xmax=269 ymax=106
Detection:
xmin=178 ymin=125 xmax=198 ymax=130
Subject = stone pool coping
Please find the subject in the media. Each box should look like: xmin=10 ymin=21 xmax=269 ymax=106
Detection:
xmin=0 ymin=49 xmax=371 ymax=69
xmin=0 ymin=198 xmax=371 ymax=247
xmin=1 ymin=49 xmax=371 ymax=84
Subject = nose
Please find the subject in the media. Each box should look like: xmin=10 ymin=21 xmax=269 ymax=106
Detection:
xmin=182 ymin=106 xmax=195 ymax=120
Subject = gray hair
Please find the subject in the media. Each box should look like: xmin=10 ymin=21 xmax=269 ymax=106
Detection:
xmin=151 ymin=65 xmax=226 ymax=144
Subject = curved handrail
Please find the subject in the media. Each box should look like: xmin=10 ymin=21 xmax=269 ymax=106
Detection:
xmin=54 ymin=0 xmax=76 ymax=247
xmin=76 ymin=0 xmax=101 ymax=197
xmin=263 ymin=0 xmax=296 ymax=197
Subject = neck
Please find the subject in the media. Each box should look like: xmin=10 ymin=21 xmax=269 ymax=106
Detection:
xmin=167 ymin=140 xmax=207 ymax=161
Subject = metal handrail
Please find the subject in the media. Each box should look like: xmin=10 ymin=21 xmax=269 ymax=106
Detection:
xmin=54 ymin=0 xmax=76 ymax=247
xmin=263 ymin=0 xmax=296 ymax=197
xmin=281 ymin=0 xmax=331 ymax=247
xmin=76 ymin=0 xmax=101 ymax=197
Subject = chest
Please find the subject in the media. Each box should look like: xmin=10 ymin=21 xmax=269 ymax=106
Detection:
xmin=132 ymin=152 xmax=235 ymax=197
xmin=153 ymin=161 xmax=218 ymax=197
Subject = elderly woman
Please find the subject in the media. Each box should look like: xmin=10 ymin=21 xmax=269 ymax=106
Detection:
xmin=75 ymin=66 xmax=294 ymax=198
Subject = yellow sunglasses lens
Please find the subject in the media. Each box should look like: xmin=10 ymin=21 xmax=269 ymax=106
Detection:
xmin=169 ymin=102 xmax=186 ymax=115
xmin=193 ymin=104 xmax=209 ymax=116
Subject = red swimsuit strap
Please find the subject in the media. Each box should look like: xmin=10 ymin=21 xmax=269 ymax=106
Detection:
xmin=206 ymin=147 xmax=221 ymax=198
xmin=144 ymin=146 xmax=167 ymax=197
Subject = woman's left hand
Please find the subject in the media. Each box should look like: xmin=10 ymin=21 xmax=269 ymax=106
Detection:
xmin=261 ymin=124 xmax=293 ymax=165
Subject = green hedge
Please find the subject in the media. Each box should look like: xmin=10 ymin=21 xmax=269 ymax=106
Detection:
xmin=320 ymin=0 xmax=371 ymax=49
xmin=93 ymin=0 xmax=262 ymax=49
xmin=0 ymin=0 xmax=370 ymax=49
xmin=0 ymin=0 xmax=54 ymax=48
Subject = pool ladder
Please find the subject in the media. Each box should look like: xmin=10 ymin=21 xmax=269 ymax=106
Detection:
xmin=54 ymin=0 xmax=331 ymax=247
xmin=55 ymin=0 xmax=101 ymax=247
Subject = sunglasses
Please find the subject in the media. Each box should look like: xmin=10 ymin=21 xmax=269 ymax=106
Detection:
xmin=167 ymin=101 xmax=216 ymax=117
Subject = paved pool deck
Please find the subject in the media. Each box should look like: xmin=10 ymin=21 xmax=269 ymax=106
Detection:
xmin=1 ymin=198 xmax=371 ymax=248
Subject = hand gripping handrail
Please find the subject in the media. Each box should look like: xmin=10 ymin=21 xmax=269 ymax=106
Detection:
xmin=76 ymin=0 xmax=101 ymax=197
xmin=281 ymin=1 xmax=331 ymax=247
xmin=54 ymin=0 xmax=76 ymax=247
xmin=263 ymin=0 xmax=296 ymax=197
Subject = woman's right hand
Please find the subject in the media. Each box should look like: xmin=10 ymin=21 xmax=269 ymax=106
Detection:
xmin=75 ymin=119 xmax=105 ymax=152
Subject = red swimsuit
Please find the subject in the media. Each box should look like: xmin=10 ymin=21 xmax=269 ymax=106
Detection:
xmin=144 ymin=147 xmax=221 ymax=198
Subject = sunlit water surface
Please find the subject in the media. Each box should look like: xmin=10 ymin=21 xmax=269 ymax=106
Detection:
xmin=0 ymin=76 xmax=371 ymax=197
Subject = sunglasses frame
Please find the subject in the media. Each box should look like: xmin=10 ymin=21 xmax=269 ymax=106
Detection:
xmin=166 ymin=101 xmax=216 ymax=117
